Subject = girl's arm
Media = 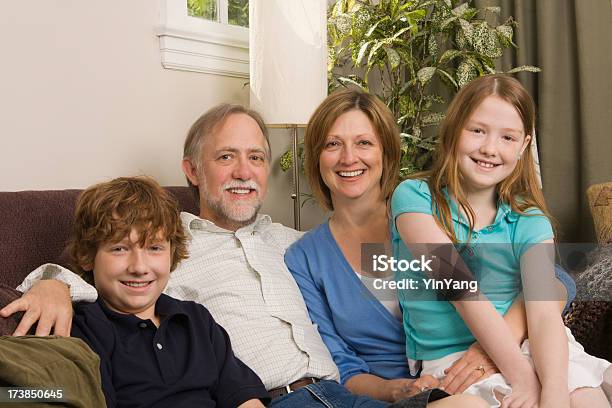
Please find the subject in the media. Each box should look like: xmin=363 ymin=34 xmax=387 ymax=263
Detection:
xmin=441 ymin=297 xmax=525 ymax=393
xmin=396 ymin=212 xmax=541 ymax=406
xmin=521 ymin=239 xmax=569 ymax=408
xmin=442 ymin=267 xmax=572 ymax=393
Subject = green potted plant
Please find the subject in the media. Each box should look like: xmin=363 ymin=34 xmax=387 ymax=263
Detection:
xmin=281 ymin=0 xmax=539 ymax=178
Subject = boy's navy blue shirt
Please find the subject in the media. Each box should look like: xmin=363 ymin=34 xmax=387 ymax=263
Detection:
xmin=71 ymin=293 xmax=269 ymax=408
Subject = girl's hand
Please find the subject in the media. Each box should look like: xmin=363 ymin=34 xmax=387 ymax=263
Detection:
xmin=500 ymin=370 xmax=541 ymax=408
xmin=440 ymin=342 xmax=499 ymax=394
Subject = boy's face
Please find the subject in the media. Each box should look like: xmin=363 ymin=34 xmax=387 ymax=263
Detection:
xmin=92 ymin=229 xmax=171 ymax=322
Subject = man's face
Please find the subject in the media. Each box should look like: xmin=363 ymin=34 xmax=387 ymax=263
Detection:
xmin=185 ymin=113 xmax=270 ymax=231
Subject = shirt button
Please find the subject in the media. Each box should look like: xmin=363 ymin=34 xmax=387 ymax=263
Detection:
xmin=156 ymin=343 xmax=163 ymax=350
xmin=138 ymin=322 xmax=147 ymax=329
xmin=487 ymin=226 xmax=494 ymax=232
xmin=473 ymin=233 xmax=478 ymax=240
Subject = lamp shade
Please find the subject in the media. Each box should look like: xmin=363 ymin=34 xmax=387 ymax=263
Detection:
xmin=249 ymin=0 xmax=328 ymax=125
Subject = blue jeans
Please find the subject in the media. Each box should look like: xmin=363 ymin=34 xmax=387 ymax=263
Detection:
xmin=268 ymin=380 xmax=446 ymax=408
xmin=268 ymin=381 xmax=388 ymax=408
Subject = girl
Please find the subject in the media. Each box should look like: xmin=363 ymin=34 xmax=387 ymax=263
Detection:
xmin=391 ymin=74 xmax=611 ymax=408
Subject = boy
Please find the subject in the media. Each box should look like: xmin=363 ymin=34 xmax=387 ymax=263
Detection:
xmin=68 ymin=176 xmax=269 ymax=408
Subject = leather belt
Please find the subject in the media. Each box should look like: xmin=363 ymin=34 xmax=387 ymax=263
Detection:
xmin=268 ymin=377 xmax=320 ymax=399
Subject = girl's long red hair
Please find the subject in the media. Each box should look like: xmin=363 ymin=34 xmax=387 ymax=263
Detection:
xmin=413 ymin=74 xmax=554 ymax=243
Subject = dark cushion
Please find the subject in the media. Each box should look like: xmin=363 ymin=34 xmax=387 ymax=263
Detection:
xmin=563 ymin=245 xmax=612 ymax=361
xmin=0 ymin=187 xmax=198 ymax=289
xmin=0 ymin=284 xmax=23 ymax=336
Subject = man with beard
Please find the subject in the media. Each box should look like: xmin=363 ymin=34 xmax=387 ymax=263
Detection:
xmin=2 ymin=104 xmax=452 ymax=407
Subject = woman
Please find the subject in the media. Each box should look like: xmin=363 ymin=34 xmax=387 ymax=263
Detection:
xmin=284 ymin=88 xmax=572 ymax=405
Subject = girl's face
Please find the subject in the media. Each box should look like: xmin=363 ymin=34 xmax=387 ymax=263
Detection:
xmin=319 ymin=109 xmax=383 ymax=206
xmin=457 ymin=96 xmax=531 ymax=195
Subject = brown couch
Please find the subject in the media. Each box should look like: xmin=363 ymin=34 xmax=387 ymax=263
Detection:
xmin=1 ymin=186 xmax=609 ymax=360
xmin=0 ymin=187 xmax=198 ymax=334
xmin=0 ymin=187 xmax=198 ymax=290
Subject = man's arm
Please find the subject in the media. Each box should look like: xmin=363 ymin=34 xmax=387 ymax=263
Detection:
xmin=0 ymin=264 xmax=97 ymax=336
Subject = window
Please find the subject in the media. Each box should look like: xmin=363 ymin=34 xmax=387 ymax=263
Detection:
xmin=157 ymin=0 xmax=249 ymax=78
xmin=188 ymin=0 xmax=249 ymax=28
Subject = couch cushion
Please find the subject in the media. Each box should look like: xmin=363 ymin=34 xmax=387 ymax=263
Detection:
xmin=0 ymin=285 xmax=23 ymax=336
xmin=0 ymin=187 xmax=198 ymax=289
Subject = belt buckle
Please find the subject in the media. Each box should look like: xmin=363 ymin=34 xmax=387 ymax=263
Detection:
xmin=284 ymin=385 xmax=292 ymax=394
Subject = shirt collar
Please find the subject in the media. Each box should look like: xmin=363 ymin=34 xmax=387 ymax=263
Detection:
xmin=445 ymin=192 xmax=519 ymax=228
xmin=181 ymin=211 xmax=272 ymax=235
xmin=96 ymin=294 xmax=185 ymax=331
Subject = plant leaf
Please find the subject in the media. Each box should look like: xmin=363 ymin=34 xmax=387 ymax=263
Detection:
xmin=506 ymin=65 xmax=542 ymax=73
xmin=496 ymin=24 xmax=513 ymax=45
xmin=428 ymin=35 xmax=438 ymax=57
xmin=439 ymin=49 xmax=462 ymax=64
xmin=367 ymin=41 xmax=386 ymax=65
xmin=385 ymin=47 xmax=401 ymax=69
xmin=417 ymin=66 xmax=437 ymax=85
xmin=390 ymin=0 xmax=400 ymax=19
xmin=334 ymin=13 xmax=352 ymax=36
xmin=435 ymin=68 xmax=458 ymax=89
xmin=421 ymin=112 xmax=446 ymax=125
xmin=337 ymin=76 xmax=369 ymax=91
xmin=458 ymin=18 xmax=474 ymax=46
xmin=457 ymin=60 xmax=478 ymax=87
xmin=405 ymin=9 xmax=427 ymax=20
xmin=441 ymin=15 xmax=458 ymax=29
xmin=365 ymin=16 xmax=389 ymax=37
xmin=399 ymin=1 xmax=416 ymax=12
xmin=356 ymin=41 xmax=372 ymax=64
xmin=452 ymin=3 xmax=469 ymax=17
xmin=392 ymin=26 xmax=412 ymax=40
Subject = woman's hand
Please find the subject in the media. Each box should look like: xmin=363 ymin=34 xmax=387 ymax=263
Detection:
xmin=440 ymin=342 xmax=499 ymax=394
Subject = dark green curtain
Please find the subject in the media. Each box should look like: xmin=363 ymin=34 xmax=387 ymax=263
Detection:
xmin=477 ymin=0 xmax=612 ymax=242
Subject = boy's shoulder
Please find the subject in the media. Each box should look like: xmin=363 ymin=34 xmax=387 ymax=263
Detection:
xmin=157 ymin=294 xmax=214 ymax=325
xmin=73 ymin=300 xmax=109 ymax=323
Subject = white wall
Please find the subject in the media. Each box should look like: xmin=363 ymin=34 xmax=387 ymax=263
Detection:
xmin=0 ymin=0 xmax=327 ymax=229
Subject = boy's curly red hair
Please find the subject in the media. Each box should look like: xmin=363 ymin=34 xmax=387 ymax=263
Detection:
xmin=67 ymin=176 xmax=189 ymax=284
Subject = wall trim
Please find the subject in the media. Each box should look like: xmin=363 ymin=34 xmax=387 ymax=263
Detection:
xmin=157 ymin=0 xmax=249 ymax=78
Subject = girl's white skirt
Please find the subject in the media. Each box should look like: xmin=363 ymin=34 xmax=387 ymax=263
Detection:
xmin=422 ymin=327 xmax=611 ymax=407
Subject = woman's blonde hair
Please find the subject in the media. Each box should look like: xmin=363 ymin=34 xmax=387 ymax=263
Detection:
xmin=414 ymin=74 xmax=554 ymax=242
xmin=304 ymin=88 xmax=401 ymax=211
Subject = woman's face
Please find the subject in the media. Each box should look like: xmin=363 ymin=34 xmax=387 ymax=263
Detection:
xmin=319 ymin=109 xmax=383 ymax=205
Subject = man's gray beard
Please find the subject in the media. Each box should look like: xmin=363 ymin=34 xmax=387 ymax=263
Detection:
xmin=198 ymin=174 xmax=263 ymax=229
xmin=205 ymin=197 xmax=261 ymax=229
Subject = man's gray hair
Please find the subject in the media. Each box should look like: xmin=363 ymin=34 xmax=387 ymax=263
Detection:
xmin=183 ymin=103 xmax=271 ymax=200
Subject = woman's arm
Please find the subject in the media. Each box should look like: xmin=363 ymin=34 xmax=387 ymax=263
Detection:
xmin=285 ymin=247 xmax=415 ymax=402
xmin=396 ymin=212 xmax=541 ymax=406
